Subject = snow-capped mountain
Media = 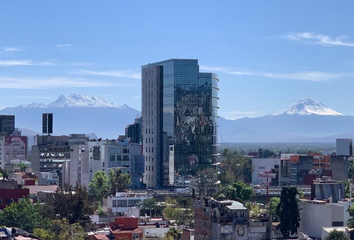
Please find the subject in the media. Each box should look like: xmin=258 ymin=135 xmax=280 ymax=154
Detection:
xmin=0 ymin=94 xmax=140 ymax=139
xmin=272 ymin=98 xmax=344 ymax=116
xmin=2 ymin=96 xmax=354 ymax=142
xmin=20 ymin=94 xmax=129 ymax=109
xmin=219 ymin=98 xmax=354 ymax=142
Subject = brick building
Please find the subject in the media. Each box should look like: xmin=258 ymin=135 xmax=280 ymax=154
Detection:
xmin=194 ymin=198 xmax=271 ymax=240
xmin=109 ymin=217 xmax=142 ymax=240
xmin=0 ymin=181 xmax=29 ymax=209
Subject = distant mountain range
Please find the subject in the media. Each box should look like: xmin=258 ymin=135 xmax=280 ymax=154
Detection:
xmin=1 ymin=95 xmax=354 ymax=143
xmin=0 ymin=94 xmax=140 ymax=139
xmin=219 ymin=98 xmax=354 ymax=142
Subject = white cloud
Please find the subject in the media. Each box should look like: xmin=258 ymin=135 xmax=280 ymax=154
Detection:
xmin=285 ymin=32 xmax=354 ymax=47
xmin=0 ymin=60 xmax=34 ymax=66
xmin=0 ymin=76 xmax=137 ymax=89
xmin=72 ymin=69 xmax=140 ymax=79
xmin=201 ymin=65 xmax=347 ymax=82
xmin=2 ymin=47 xmax=23 ymax=52
xmin=0 ymin=59 xmax=95 ymax=67
xmin=56 ymin=44 xmax=72 ymax=48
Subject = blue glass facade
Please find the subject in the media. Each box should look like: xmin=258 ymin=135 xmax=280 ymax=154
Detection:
xmin=142 ymin=59 xmax=219 ymax=186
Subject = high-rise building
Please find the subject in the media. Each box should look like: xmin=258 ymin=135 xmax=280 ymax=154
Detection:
xmin=0 ymin=115 xmax=15 ymax=136
xmin=125 ymin=116 xmax=142 ymax=145
xmin=141 ymin=59 xmax=219 ymax=187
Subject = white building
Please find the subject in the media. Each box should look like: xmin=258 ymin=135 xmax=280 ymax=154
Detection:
xmin=63 ymin=138 xmax=144 ymax=188
xmin=106 ymin=192 xmax=152 ymax=216
xmin=252 ymin=158 xmax=280 ymax=186
xmin=299 ymin=199 xmax=352 ymax=239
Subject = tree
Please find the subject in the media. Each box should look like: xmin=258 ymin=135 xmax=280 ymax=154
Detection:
xmin=108 ymin=168 xmax=131 ymax=195
xmin=163 ymin=197 xmax=193 ymax=226
xmin=34 ymin=218 xmax=85 ymax=240
xmin=33 ymin=228 xmax=54 ymax=240
xmin=45 ymin=184 xmax=94 ymax=229
xmin=88 ymin=171 xmax=108 ymax=203
xmin=195 ymin=168 xmax=219 ymax=197
xmin=347 ymin=204 xmax=354 ymax=240
xmin=223 ymin=181 xmax=253 ymax=203
xmin=349 ymin=162 xmax=353 ymax=180
xmin=0 ymin=168 xmax=8 ymax=181
xmin=268 ymin=197 xmax=280 ymax=222
xmin=17 ymin=163 xmax=28 ymax=172
xmin=276 ymin=187 xmax=300 ymax=238
xmin=324 ymin=230 xmax=350 ymax=240
xmin=164 ymin=227 xmax=180 ymax=240
xmin=139 ymin=198 xmax=162 ymax=217
xmin=0 ymin=198 xmax=49 ymax=232
xmin=219 ymin=149 xmax=253 ymax=184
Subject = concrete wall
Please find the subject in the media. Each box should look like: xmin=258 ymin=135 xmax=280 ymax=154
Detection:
xmin=142 ymin=227 xmax=170 ymax=238
xmin=330 ymin=156 xmax=347 ymax=181
xmin=252 ymin=158 xmax=280 ymax=186
xmin=299 ymin=201 xmax=351 ymax=239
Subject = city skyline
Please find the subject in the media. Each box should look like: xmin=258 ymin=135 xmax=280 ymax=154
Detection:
xmin=1 ymin=1 xmax=354 ymax=120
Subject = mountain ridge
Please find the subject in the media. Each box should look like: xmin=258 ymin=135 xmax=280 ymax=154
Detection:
xmin=1 ymin=95 xmax=354 ymax=142
xmin=16 ymin=94 xmax=132 ymax=109
xmin=271 ymin=97 xmax=344 ymax=116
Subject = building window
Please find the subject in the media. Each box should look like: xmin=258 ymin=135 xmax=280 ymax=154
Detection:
xmin=110 ymin=155 xmax=115 ymax=161
xmin=110 ymin=148 xmax=116 ymax=154
xmin=118 ymin=200 xmax=127 ymax=207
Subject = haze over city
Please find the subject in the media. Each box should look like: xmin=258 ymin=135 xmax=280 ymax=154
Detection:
xmin=1 ymin=1 xmax=354 ymax=120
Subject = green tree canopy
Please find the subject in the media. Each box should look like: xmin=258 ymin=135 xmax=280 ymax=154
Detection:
xmin=324 ymin=230 xmax=350 ymax=240
xmin=139 ymin=198 xmax=162 ymax=217
xmin=33 ymin=218 xmax=85 ymax=240
xmin=347 ymin=205 xmax=354 ymax=229
xmin=222 ymin=181 xmax=253 ymax=203
xmin=268 ymin=197 xmax=280 ymax=222
xmin=45 ymin=184 xmax=94 ymax=229
xmin=164 ymin=227 xmax=180 ymax=240
xmin=276 ymin=187 xmax=300 ymax=238
xmin=0 ymin=198 xmax=49 ymax=232
xmin=88 ymin=171 xmax=108 ymax=203
xmin=17 ymin=163 xmax=28 ymax=172
xmin=163 ymin=197 xmax=193 ymax=226
xmin=219 ymin=148 xmax=253 ymax=184
xmin=0 ymin=168 xmax=8 ymax=181
xmin=108 ymin=168 xmax=131 ymax=195
xmin=195 ymin=168 xmax=219 ymax=197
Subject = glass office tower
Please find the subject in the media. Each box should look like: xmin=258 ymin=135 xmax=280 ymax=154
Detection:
xmin=142 ymin=59 xmax=219 ymax=187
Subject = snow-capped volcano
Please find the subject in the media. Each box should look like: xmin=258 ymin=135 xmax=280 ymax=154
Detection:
xmin=20 ymin=94 xmax=129 ymax=109
xmin=272 ymin=98 xmax=344 ymax=116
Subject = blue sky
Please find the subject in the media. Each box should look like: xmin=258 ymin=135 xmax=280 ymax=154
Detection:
xmin=1 ymin=1 xmax=354 ymax=119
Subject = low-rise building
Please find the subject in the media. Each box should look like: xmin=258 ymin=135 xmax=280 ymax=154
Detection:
xmin=252 ymin=158 xmax=280 ymax=186
xmin=106 ymin=192 xmax=152 ymax=216
xmin=109 ymin=217 xmax=142 ymax=240
xmin=140 ymin=223 xmax=171 ymax=239
xmin=181 ymin=229 xmax=194 ymax=240
xmin=194 ymin=198 xmax=271 ymax=240
xmin=299 ymin=199 xmax=351 ymax=239
xmin=0 ymin=181 xmax=29 ymax=210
